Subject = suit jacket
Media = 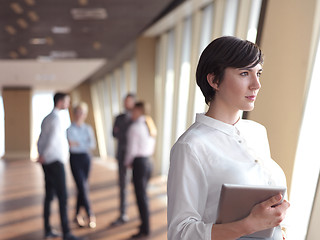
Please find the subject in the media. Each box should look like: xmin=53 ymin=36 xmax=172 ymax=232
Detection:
xmin=113 ymin=113 xmax=132 ymax=156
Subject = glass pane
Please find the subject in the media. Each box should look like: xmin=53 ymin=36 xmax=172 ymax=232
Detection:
xmin=162 ymin=29 xmax=175 ymax=174
xmin=176 ymin=16 xmax=192 ymax=140
xmin=0 ymin=96 xmax=4 ymax=158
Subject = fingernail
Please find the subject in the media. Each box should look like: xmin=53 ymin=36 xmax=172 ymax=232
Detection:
xmin=276 ymin=194 xmax=282 ymax=201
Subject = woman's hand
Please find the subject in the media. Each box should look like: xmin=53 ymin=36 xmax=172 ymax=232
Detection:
xmin=211 ymin=194 xmax=290 ymax=240
xmin=244 ymin=194 xmax=290 ymax=234
xmin=69 ymin=140 xmax=79 ymax=147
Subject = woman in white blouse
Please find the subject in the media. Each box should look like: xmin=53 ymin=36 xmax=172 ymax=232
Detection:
xmin=125 ymin=102 xmax=156 ymax=239
xmin=167 ymin=36 xmax=290 ymax=240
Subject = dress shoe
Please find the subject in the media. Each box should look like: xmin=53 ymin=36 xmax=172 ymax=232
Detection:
xmin=74 ymin=214 xmax=85 ymax=228
xmin=89 ymin=215 xmax=96 ymax=228
xmin=110 ymin=215 xmax=129 ymax=226
xmin=130 ymin=231 xmax=149 ymax=239
xmin=44 ymin=230 xmax=61 ymax=239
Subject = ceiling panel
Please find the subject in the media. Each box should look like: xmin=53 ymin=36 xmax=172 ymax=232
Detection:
xmin=0 ymin=0 xmax=179 ymax=90
xmin=0 ymin=0 xmax=174 ymax=60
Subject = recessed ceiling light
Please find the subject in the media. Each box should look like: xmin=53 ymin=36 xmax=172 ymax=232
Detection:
xmin=18 ymin=46 xmax=28 ymax=56
xmin=17 ymin=18 xmax=28 ymax=29
xmin=9 ymin=51 xmax=19 ymax=59
xmin=93 ymin=41 xmax=101 ymax=50
xmin=24 ymin=0 xmax=35 ymax=6
xmin=30 ymin=38 xmax=47 ymax=45
xmin=5 ymin=25 xmax=17 ymax=35
xmin=52 ymin=26 xmax=71 ymax=34
xmin=71 ymin=8 xmax=107 ymax=20
xmin=50 ymin=51 xmax=77 ymax=59
xmin=46 ymin=37 xmax=54 ymax=45
xmin=78 ymin=0 xmax=88 ymax=6
xmin=10 ymin=3 xmax=24 ymax=14
xmin=28 ymin=11 xmax=39 ymax=22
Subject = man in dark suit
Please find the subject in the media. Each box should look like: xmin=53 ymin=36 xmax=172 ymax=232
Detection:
xmin=111 ymin=93 xmax=135 ymax=226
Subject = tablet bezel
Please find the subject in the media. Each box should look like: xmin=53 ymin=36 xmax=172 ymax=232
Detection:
xmin=216 ymin=183 xmax=286 ymax=238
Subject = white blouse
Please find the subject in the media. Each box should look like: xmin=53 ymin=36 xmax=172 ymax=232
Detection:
xmin=125 ymin=116 xmax=156 ymax=166
xmin=167 ymin=113 xmax=287 ymax=240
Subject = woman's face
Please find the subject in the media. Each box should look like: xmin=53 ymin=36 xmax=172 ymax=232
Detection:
xmin=213 ymin=63 xmax=262 ymax=113
xmin=74 ymin=108 xmax=87 ymax=122
xmin=131 ymin=107 xmax=143 ymax=121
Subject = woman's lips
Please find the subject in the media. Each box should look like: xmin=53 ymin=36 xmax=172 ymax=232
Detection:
xmin=245 ymin=95 xmax=256 ymax=101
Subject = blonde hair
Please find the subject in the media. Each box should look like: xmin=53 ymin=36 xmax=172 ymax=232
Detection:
xmin=134 ymin=101 xmax=157 ymax=138
xmin=73 ymin=102 xmax=88 ymax=114
xmin=145 ymin=115 xmax=157 ymax=138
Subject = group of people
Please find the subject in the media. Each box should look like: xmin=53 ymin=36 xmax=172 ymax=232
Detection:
xmin=37 ymin=93 xmax=96 ymax=240
xmin=37 ymin=92 xmax=156 ymax=240
xmin=112 ymin=94 xmax=156 ymax=239
xmin=37 ymin=35 xmax=290 ymax=240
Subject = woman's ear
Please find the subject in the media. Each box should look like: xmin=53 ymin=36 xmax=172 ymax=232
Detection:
xmin=207 ymin=73 xmax=219 ymax=90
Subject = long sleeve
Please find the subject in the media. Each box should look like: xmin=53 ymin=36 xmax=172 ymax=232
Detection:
xmin=167 ymin=142 xmax=213 ymax=240
xmin=37 ymin=110 xmax=68 ymax=164
xmin=67 ymin=123 xmax=96 ymax=153
xmin=125 ymin=116 xmax=155 ymax=166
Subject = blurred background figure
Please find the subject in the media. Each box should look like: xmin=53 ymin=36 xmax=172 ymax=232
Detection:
xmin=111 ymin=93 xmax=136 ymax=226
xmin=67 ymin=102 xmax=96 ymax=229
xmin=37 ymin=92 xmax=80 ymax=240
xmin=125 ymin=101 xmax=156 ymax=239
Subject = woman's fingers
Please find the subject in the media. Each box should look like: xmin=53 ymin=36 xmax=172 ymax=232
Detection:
xmin=260 ymin=194 xmax=283 ymax=208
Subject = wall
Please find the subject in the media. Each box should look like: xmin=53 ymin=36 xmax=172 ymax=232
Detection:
xmin=2 ymin=88 xmax=31 ymax=159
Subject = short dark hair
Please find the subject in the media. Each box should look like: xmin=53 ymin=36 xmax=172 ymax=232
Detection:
xmin=134 ymin=101 xmax=145 ymax=114
xmin=53 ymin=92 xmax=68 ymax=106
xmin=196 ymin=36 xmax=264 ymax=104
xmin=126 ymin=93 xmax=135 ymax=99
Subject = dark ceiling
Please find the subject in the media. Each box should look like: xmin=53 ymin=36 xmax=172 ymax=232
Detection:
xmin=0 ymin=0 xmax=178 ymax=60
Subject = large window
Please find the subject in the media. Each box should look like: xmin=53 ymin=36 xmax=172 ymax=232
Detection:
xmin=288 ymin=35 xmax=320 ymax=239
xmin=0 ymin=96 xmax=4 ymax=158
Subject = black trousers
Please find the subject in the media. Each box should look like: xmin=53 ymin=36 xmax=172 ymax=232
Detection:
xmin=132 ymin=157 xmax=152 ymax=234
xmin=70 ymin=152 xmax=92 ymax=217
xmin=117 ymin=149 xmax=129 ymax=217
xmin=42 ymin=161 xmax=70 ymax=235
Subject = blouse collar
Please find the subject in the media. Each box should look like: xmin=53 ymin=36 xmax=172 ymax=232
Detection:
xmin=195 ymin=113 xmax=240 ymax=136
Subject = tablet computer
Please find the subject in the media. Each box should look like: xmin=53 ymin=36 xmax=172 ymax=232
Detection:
xmin=216 ymin=183 xmax=286 ymax=238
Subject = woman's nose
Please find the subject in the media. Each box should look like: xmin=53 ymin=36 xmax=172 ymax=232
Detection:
xmin=250 ymin=74 xmax=261 ymax=90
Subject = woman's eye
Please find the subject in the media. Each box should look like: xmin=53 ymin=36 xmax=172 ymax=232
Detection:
xmin=240 ymin=72 xmax=248 ymax=76
xmin=257 ymin=72 xmax=262 ymax=77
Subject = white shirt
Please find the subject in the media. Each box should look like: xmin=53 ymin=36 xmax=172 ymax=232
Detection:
xmin=37 ymin=109 xmax=69 ymax=164
xmin=125 ymin=116 xmax=155 ymax=166
xmin=67 ymin=123 xmax=96 ymax=154
xmin=167 ymin=113 xmax=287 ymax=240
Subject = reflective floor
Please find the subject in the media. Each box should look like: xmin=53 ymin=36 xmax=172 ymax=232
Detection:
xmin=0 ymin=158 xmax=167 ymax=240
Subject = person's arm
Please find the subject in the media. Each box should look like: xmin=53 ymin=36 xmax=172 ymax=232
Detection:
xmin=211 ymin=195 xmax=290 ymax=240
xmin=167 ymin=142 xmax=212 ymax=240
xmin=112 ymin=115 xmax=121 ymax=139
xmin=38 ymin=116 xmax=59 ymax=162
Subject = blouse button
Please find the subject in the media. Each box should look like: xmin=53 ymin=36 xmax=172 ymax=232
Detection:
xmin=254 ymin=159 xmax=259 ymax=163
xmin=238 ymin=140 xmax=242 ymax=143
